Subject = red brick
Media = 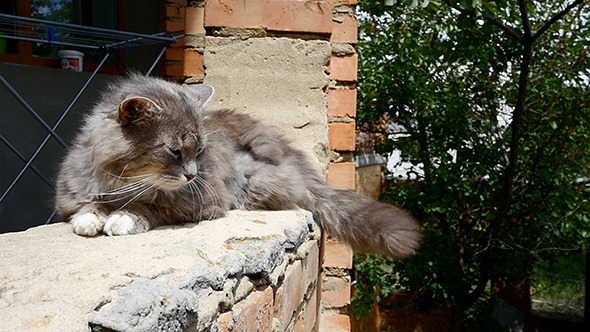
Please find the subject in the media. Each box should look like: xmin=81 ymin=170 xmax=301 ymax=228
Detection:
xmin=321 ymin=314 xmax=351 ymax=331
xmin=163 ymin=19 xmax=185 ymax=32
xmin=185 ymin=6 xmax=205 ymax=35
xmin=303 ymin=281 xmax=319 ymax=332
xmin=278 ymin=260 xmax=305 ymax=324
xmin=217 ymin=287 xmax=274 ymax=331
xmin=325 ymin=0 xmax=358 ymax=5
xmin=294 ymin=315 xmax=305 ymax=332
xmin=216 ymin=312 xmax=233 ymax=330
xmin=204 ymin=0 xmax=332 ymax=34
xmin=304 ymin=240 xmax=321 ymax=283
xmin=323 ymin=282 xmax=351 ymax=308
xmin=170 ymin=36 xmax=185 ymax=48
xmin=323 ymin=239 xmax=353 ymax=269
xmin=274 ymin=240 xmax=320 ymax=327
xmin=164 ymin=48 xmax=184 ymax=61
xmin=183 ymin=50 xmax=204 ymax=77
xmin=327 ymin=88 xmax=357 ymax=118
xmin=164 ymin=5 xmax=185 ymax=19
xmin=326 ymin=162 xmax=355 ymax=190
xmin=331 ymin=13 xmax=358 ymax=44
xmin=328 ymin=54 xmax=358 ymax=82
xmin=161 ymin=63 xmax=184 ymax=77
xmin=329 ymin=122 xmax=356 ymax=151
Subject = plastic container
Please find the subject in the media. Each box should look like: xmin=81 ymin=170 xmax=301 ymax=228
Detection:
xmin=58 ymin=50 xmax=84 ymax=72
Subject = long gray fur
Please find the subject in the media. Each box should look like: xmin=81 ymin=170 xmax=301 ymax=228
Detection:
xmin=55 ymin=74 xmax=421 ymax=258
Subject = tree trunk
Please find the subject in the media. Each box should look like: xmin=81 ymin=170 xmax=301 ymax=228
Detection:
xmin=584 ymin=248 xmax=589 ymax=328
xmin=449 ymin=305 xmax=463 ymax=332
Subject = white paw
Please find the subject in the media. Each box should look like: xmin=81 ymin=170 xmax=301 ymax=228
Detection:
xmin=104 ymin=213 xmax=136 ymax=236
xmin=71 ymin=212 xmax=104 ymax=236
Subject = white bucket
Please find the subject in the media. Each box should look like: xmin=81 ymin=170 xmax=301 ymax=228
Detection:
xmin=58 ymin=50 xmax=84 ymax=72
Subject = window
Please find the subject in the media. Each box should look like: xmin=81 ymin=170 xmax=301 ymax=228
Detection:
xmin=0 ymin=0 xmax=157 ymax=75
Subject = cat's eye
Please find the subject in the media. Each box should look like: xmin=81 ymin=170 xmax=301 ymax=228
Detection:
xmin=169 ymin=148 xmax=182 ymax=160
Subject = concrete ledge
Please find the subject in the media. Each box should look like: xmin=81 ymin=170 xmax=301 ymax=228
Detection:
xmin=0 ymin=210 xmax=319 ymax=331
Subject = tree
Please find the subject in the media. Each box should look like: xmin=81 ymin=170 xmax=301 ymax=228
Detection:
xmin=353 ymin=0 xmax=590 ymax=330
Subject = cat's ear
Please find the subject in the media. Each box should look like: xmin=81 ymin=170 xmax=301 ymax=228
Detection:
xmin=118 ymin=97 xmax=162 ymax=126
xmin=186 ymin=84 xmax=214 ymax=108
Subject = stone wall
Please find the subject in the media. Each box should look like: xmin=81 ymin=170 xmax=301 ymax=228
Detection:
xmin=160 ymin=1 xmax=359 ymax=330
xmin=0 ymin=1 xmax=360 ymax=331
xmin=0 ymin=211 xmax=320 ymax=331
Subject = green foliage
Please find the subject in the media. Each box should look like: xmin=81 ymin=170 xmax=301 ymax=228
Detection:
xmin=354 ymin=0 xmax=590 ymax=329
xmin=532 ymin=255 xmax=586 ymax=317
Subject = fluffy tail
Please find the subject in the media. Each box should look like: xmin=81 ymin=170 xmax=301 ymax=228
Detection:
xmin=300 ymin=179 xmax=421 ymax=258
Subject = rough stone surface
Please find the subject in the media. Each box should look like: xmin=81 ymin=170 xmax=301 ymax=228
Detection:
xmin=203 ymin=37 xmax=332 ymax=173
xmin=0 ymin=210 xmax=316 ymax=331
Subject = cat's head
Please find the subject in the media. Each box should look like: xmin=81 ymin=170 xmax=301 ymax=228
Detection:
xmin=99 ymin=76 xmax=215 ymax=192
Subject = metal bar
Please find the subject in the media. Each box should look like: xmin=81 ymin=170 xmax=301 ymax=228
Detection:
xmin=0 ymin=134 xmax=54 ymax=189
xmin=45 ymin=210 xmax=57 ymax=225
xmin=0 ymin=49 xmax=113 ymax=204
xmin=0 ymin=13 xmax=179 ymax=44
xmin=0 ymin=75 xmax=69 ymax=148
xmin=146 ymin=42 xmax=171 ymax=76
xmin=0 ymin=32 xmax=179 ymax=50
xmin=0 ymin=34 xmax=103 ymax=49
xmin=103 ymin=31 xmax=174 ymax=49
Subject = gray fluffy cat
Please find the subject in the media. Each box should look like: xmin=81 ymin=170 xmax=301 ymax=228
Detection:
xmin=55 ymin=75 xmax=420 ymax=258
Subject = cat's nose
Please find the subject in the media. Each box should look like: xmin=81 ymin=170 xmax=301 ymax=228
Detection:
xmin=185 ymin=174 xmax=195 ymax=182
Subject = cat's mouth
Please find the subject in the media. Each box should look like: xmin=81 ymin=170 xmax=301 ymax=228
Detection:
xmin=153 ymin=174 xmax=194 ymax=191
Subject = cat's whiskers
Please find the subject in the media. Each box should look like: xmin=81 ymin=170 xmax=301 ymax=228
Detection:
xmin=91 ymin=176 xmax=158 ymax=204
xmin=191 ymin=174 xmax=222 ymax=221
xmin=115 ymin=177 xmax=166 ymax=212
xmin=186 ymin=181 xmax=204 ymax=221
xmin=92 ymin=176 xmax=155 ymax=197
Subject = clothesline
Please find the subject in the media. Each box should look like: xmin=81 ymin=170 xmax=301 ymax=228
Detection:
xmin=0 ymin=13 xmax=182 ymax=50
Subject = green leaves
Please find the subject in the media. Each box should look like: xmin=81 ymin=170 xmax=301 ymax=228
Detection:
xmin=353 ymin=0 xmax=590 ymax=326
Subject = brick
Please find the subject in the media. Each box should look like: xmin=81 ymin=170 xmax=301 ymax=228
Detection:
xmin=329 ymin=122 xmax=355 ymax=151
xmin=294 ymin=315 xmax=305 ymax=332
xmin=163 ymin=19 xmax=184 ymax=32
xmin=327 ymin=88 xmax=357 ymax=118
xmin=161 ymin=63 xmax=184 ymax=77
xmin=217 ymin=286 xmax=274 ymax=331
xmin=274 ymin=241 xmax=320 ymax=328
xmin=164 ymin=5 xmax=185 ymax=19
xmin=164 ymin=48 xmax=184 ymax=61
xmin=204 ymin=0 xmax=332 ymax=34
xmin=326 ymin=162 xmax=355 ymax=190
xmin=278 ymin=260 xmax=305 ymax=324
xmin=328 ymin=53 xmax=358 ymax=82
xmin=321 ymin=314 xmax=351 ymax=331
xmin=170 ymin=36 xmax=184 ymax=48
xmin=330 ymin=13 xmax=358 ymax=44
xmin=323 ymin=239 xmax=353 ymax=269
xmin=185 ymin=6 xmax=205 ymax=35
xmin=216 ymin=312 xmax=233 ymax=330
xmin=183 ymin=49 xmax=204 ymax=77
xmin=303 ymin=282 xmax=319 ymax=332
xmin=325 ymin=0 xmax=358 ymax=5
xmin=323 ymin=282 xmax=351 ymax=308
xmin=303 ymin=240 xmax=320 ymax=286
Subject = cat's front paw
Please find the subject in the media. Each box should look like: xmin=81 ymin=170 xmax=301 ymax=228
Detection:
xmin=104 ymin=213 xmax=138 ymax=236
xmin=71 ymin=212 xmax=105 ymax=236
xmin=104 ymin=212 xmax=151 ymax=236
